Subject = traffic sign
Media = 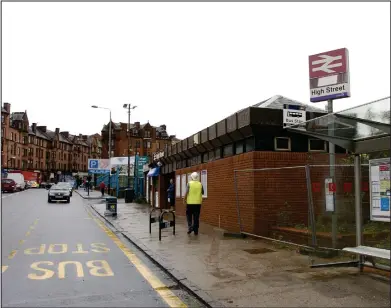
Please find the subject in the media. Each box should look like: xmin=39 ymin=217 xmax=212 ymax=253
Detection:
xmin=308 ymin=48 xmax=350 ymax=103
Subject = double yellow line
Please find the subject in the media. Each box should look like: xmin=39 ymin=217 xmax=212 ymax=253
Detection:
xmin=92 ymin=214 xmax=187 ymax=308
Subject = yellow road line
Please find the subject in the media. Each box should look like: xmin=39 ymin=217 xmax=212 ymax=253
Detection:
xmin=25 ymin=231 xmax=31 ymax=237
xmin=8 ymin=250 xmax=18 ymax=260
xmin=19 ymin=239 xmax=25 ymax=245
xmin=2 ymin=266 xmax=9 ymax=273
xmin=93 ymin=217 xmax=187 ymax=308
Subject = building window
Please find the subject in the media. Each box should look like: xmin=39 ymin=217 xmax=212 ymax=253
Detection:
xmin=145 ymin=130 xmax=151 ymax=138
xmin=274 ymin=137 xmax=291 ymax=151
xmin=235 ymin=141 xmax=244 ymax=155
xmin=245 ymin=137 xmax=254 ymax=152
xmin=1 ymin=115 xmax=4 ymax=124
xmin=223 ymin=144 xmax=234 ymax=157
xmin=17 ymin=147 xmax=20 ymax=156
xmin=215 ymin=148 xmax=222 ymax=159
xmin=10 ymin=132 xmax=13 ymax=140
xmin=308 ymin=139 xmax=327 ymax=152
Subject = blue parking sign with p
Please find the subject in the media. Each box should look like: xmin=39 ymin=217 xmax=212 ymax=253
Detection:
xmin=89 ymin=159 xmax=99 ymax=169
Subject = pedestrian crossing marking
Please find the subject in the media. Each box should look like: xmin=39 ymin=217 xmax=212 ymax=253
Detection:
xmin=93 ymin=217 xmax=187 ymax=308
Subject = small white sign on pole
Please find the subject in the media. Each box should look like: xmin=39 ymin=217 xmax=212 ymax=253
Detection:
xmin=325 ymin=177 xmax=335 ymax=212
xmin=283 ymin=104 xmax=306 ymax=127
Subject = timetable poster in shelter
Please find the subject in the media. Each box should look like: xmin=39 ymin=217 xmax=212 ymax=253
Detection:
xmin=370 ymin=158 xmax=390 ymax=222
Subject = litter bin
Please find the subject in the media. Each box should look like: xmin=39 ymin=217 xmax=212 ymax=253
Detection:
xmin=125 ymin=189 xmax=135 ymax=203
xmin=106 ymin=197 xmax=117 ymax=216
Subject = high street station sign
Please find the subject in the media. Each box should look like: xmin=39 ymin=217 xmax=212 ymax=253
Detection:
xmin=308 ymin=48 xmax=351 ymax=103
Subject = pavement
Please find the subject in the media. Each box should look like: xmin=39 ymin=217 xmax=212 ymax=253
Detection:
xmin=82 ymin=190 xmax=390 ymax=308
xmin=1 ymin=188 xmax=205 ymax=307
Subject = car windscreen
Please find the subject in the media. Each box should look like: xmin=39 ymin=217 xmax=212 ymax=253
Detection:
xmin=2 ymin=179 xmax=14 ymax=184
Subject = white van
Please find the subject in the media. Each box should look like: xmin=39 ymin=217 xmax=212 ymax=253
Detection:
xmin=6 ymin=173 xmax=26 ymax=191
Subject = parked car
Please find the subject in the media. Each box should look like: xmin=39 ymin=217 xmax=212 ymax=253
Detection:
xmin=25 ymin=181 xmax=31 ymax=189
xmin=2 ymin=179 xmax=17 ymax=193
xmin=56 ymin=182 xmax=73 ymax=197
xmin=6 ymin=173 xmax=26 ymax=191
xmin=48 ymin=184 xmax=71 ymax=203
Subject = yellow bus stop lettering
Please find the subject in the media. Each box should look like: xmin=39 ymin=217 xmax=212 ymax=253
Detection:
xmin=58 ymin=261 xmax=84 ymax=279
xmin=91 ymin=243 xmax=110 ymax=253
xmin=72 ymin=244 xmax=88 ymax=254
xmin=28 ymin=262 xmax=55 ymax=280
xmin=48 ymin=244 xmax=67 ymax=254
xmin=24 ymin=244 xmax=46 ymax=255
xmin=86 ymin=260 xmax=114 ymax=277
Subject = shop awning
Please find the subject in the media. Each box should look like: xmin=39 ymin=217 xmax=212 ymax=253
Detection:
xmin=147 ymin=167 xmax=160 ymax=177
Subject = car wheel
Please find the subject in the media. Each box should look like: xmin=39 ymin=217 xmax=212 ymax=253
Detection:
xmin=66 ymin=197 xmax=70 ymax=203
xmin=48 ymin=197 xmax=52 ymax=203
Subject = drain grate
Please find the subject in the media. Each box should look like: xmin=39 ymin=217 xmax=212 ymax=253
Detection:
xmin=243 ymin=248 xmax=275 ymax=254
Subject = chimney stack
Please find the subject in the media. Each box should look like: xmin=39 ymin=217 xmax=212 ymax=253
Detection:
xmin=55 ymin=128 xmax=60 ymax=134
xmin=32 ymin=123 xmax=37 ymax=133
xmin=3 ymin=103 xmax=10 ymax=113
xmin=61 ymin=131 xmax=69 ymax=138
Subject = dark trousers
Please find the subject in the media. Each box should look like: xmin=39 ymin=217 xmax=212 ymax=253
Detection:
xmin=186 ymin=204 xmax=201 ymax=233
xmin=101 ymin=188 xmax=105 ymax=196
xmin=169 ymin=196 xmax=175 ymax=208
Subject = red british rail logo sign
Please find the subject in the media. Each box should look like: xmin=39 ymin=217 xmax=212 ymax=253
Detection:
xmin=309 ymin=48 xmax=348 ymax=79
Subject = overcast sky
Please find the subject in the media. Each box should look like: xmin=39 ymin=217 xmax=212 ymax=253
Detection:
xmin=2 ymin=2 xmax=390 ymax=139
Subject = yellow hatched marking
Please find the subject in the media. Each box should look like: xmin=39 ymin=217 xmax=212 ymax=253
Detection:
xmin=25 ymin=231 xmax=31 ymax=237
xmin=19 ymin=239 xmax=25 ymax=245
xmin=93 ymin=217 xmax=187 ymax=308
xmin=2 ymin=266 xmax=9 ymax=273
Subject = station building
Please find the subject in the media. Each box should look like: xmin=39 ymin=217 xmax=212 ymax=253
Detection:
xmin=144 ymin=95 xmax=350 ymax=234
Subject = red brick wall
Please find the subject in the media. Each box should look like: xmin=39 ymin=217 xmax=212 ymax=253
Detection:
xmin=171 ymin=151 xmax=360 ymax=235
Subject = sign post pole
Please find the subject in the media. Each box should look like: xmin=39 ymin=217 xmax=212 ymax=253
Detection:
xmin=328 ymin=99 xmax=337 ymax=248
xmin=308 ymin=48 xmax=350 ymax=248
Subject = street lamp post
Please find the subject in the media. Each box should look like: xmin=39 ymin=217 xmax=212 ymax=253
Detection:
xmin=91 ymin=105 xmax=112 ymax=193
xmin=123 ymin=104 xmax=137 ymax=189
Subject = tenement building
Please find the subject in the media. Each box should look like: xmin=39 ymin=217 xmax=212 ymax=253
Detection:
xmin=100 ymin=121 xmax=176 ymax=162
xmin=1 ymin=102 xmax=102 ymax=182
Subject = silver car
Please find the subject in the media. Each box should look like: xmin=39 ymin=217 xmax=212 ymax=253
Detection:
xmin=48 ymin=185 xmax=71 ymax=203
xmin=56 ymin=182 xmax=73 ymax=197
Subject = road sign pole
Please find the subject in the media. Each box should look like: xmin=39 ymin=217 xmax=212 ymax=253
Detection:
xmin=328 ymin=99 xmax=337 ymax=248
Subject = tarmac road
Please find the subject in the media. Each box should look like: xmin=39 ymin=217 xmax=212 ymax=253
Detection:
xmin=1 ymin=188 xmax=204 ymax=307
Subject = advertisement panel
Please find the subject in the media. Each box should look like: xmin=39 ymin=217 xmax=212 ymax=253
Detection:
xmin=369 ymin=158 xmax=390 ymax=222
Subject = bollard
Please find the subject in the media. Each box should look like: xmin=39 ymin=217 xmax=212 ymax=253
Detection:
xmin=149 ymin=208 xmax=162 ymax=234
xmin=158 ymin=210 xmax=175 ymax=241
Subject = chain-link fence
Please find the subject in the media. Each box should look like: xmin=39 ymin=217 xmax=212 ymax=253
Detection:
xmin=234 ymin=160 xmax=390 ymax=268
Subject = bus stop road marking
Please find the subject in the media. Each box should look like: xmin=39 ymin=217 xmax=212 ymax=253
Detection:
xmin=93 ymin=218 xmax=187 ymax=308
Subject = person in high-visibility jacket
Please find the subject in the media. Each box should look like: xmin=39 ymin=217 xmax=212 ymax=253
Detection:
xmin=183 ymin=172 xmax=204 ymax=235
